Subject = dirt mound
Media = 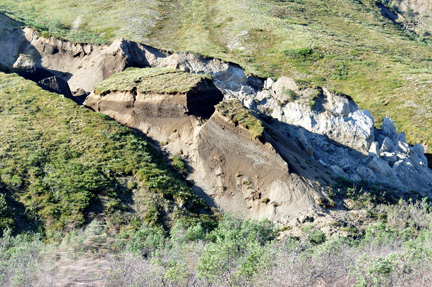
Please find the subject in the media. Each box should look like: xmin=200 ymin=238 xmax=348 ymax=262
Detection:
xmin=195 ymin=109 xmax=323 ymax=221
xmin=85 ymin=70 xmax=329 ymax=224
xmin=0 ymin=15 xmax=402 ymax=228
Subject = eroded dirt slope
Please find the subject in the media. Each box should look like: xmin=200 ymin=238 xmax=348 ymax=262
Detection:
xmin=3 ymin=13 xmax=431 ymax=231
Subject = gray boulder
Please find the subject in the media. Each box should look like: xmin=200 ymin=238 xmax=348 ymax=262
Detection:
xmin=381 ymin=115 xmax=397 ymax=137
xmin=368 ymin=156 xmax=394 ymax=177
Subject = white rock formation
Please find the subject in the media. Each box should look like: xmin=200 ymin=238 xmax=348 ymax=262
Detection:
xmin=225 ymin=77 xmax=432 ymax=193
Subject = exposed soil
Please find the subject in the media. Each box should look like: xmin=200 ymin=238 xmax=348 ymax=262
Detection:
xmin=0 ymin=13 xmax=347 ymax=230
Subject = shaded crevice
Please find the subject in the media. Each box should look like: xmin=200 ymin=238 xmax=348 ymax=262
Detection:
xmin=130 ymin=86 xmax=138 ymax=111
xmin=376 ymin=2 xmax=401 ymax=24
xmin=186 ymin=80 xmax=224 ymax=119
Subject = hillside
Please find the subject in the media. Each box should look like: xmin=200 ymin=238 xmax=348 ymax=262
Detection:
xmin=379 ymin=0 xmax=432 ymax=36
xmin=1 ymin=7 xmax=431 ymax=228
xmin=0 ymin=71 xmax=215 ymax=237
xmin=3 ymin=1 xmax=432 ymax=285
xmin=2 ymin=0 xmax=432 ymax=146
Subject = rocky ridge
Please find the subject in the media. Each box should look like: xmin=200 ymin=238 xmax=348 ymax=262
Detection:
xmin=1 ymin=15 xmax=432 ymax=227
xmin=232 ymin=77 xmax=432 ymax=193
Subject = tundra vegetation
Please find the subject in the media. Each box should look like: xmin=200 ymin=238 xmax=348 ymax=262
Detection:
xmin=2 ymin=0 xmax=432 ymax=286
xmin=93 ymin=67 xmax=212 ymax=96
xmin=216 ymin=99 xmax=265 ymax=140
xmin=0 ymin=72 xmax=215 ymax=239
xmin=2 ymin=0 xmax=432 ymax=145
xmin=2 ymin=201 xmax=432 ymax=286
xmin=0 ymin=73 xmax=431 ymax=286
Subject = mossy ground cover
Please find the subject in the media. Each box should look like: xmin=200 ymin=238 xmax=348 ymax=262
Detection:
xmin=0 ymin=72 xmax=214 ymax=238
xmin=216 ymin=99 xmax=264 ymax=140
xmin=1 ymin=0 xmax=432 ymax=145
xmin=94 ymin=67 xmax=211 ymax=96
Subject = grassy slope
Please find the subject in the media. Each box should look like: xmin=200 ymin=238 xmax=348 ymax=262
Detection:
xmin=94 ymin=67 xmax=211 ymax=95
xmin=0 ymin=72 xmax=214 ymax=238
xmin=1 ymin=0 xmax=432 ymax=145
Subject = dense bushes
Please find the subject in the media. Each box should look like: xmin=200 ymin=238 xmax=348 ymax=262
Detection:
xmin=197 ymin=217 xmax=277 ymax=283
xmin=106 ymin=201 xmax=432 ymax=286
xmin=3 ymin=202 xmax=432 ymax=286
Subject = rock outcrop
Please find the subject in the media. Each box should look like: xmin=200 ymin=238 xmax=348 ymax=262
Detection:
xmin=234 ymin=77 xmax=432 ymax=193
xmin=84 ymin=70 xmax=330 ymax=222
xmin=2 ymin=13 xmax=432 ymax=225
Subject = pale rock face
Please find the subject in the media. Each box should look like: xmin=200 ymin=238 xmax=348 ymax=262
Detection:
xmin=163 ymin=52 xmax=248 ymax=92
xmin=323 ymin=89 xmax=357 ymax=116
xmin=255 ymin=85 xmax=376 ymax=154
xmin=270 ymin=76 xmax=297 ymax=97
xmin=398 ymin=141 xmax=410 ymax=154
xmin=413 ymin=143 xmax=425 ymax=157
xmin=380 ymin=137 xmax=394 ymax=153
xmin=380 ymin=152 xmax=398 ymax=166
xmin=221 ymin=74 xmax=432 ymax=192
xmin=356 ymin=166 xmax=377 ymax=182
xmin=369 ymin=141 xmax=380 ymax=155
xmin=330 ymin=165 xmax=348 ymax=179
xmin=13 ymin=54 xmax=36 ymax=69
xmin=381 ymin=115 xmax=397 ymax=137
xmin=368 ymin=157 xmax=394 ymax=178
xmin=264 ymin=78 xmax=274 ymax=90
xmin=398 ymin=131 xmax=407 ymax=142
xmin=297 ymin=129 xmax=314 ymax=156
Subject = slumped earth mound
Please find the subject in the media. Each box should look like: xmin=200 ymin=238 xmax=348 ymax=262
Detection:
xmin=1 ymin=12 xmax=432 ymax=233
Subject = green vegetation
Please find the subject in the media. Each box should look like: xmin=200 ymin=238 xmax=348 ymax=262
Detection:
xmin=0 ymin=72 xmax=215 ymax=237
xmin=280 ymin=88 xmax=298 ymax=105
xmin=170 ymin=154 xmax=187 ymax=175
xmin=216 ymin=99 xmax=264 ymax=140
xmin=94 ymin=67 xmax=211 ymax=96
xmin=308 ymin=230 xmax=326 ymax=245
xmin=308 ymin=86 xmax=323 ymax=110
xmin=3 ymin=0 xmax=432 ymax=144
xmin=3 ymin=202 xmax=432 ymax=286
xmin=332 ymin=178 xmax=402 ymax=210
xmin=261 ymin=198 xmax=270 ymax=204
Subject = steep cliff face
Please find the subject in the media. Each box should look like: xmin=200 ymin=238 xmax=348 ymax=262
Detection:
xmin=85 ymin=67 xmax=223 ymax=118
xmin=0 ymin=22 xmax=249 ymax=97
xmin=84 ymin=68 xmax=224 ymax=170
xmin=84 ymin=70 xmax=330 ymax=224
xmin=194 ymin=101 xmax=330 ymax=222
